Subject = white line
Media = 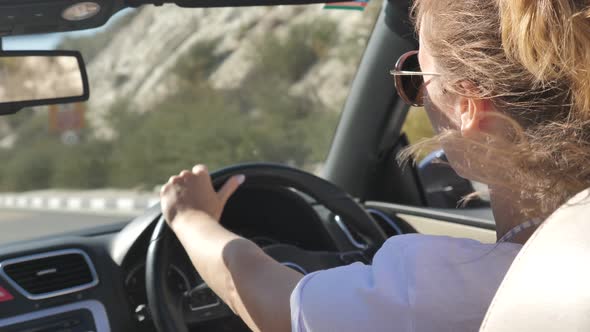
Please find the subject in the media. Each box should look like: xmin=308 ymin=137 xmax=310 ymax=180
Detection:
xmin=116 ymin=198 xmax=135 ymax=211
xmin=16 ymin=197 xmax=28 ymax=208
xmin=31 ymin=197 xmax=43 ymax=208
xmin=67 ymin=198 xmax=82 ymax=210
xmin=89 ymin=198 xmax=106 ymax=210
xmin=0 ymin=193 xmax=154 ymax=216
xmin=5 ymin=196 xmax=14 ymax=207
xmin=48 ymin=198 xmax=61 ymax=209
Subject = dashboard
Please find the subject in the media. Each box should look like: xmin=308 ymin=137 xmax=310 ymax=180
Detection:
xmin=0 ymin=186 xmax=406 ymax=332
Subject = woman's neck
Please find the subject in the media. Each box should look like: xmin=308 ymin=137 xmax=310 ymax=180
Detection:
xmin=489 ymin=186 xmax=542 ymax=244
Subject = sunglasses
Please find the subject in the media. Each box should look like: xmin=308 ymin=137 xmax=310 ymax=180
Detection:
xmin=390 ymin=50 xmax=440 ymax=107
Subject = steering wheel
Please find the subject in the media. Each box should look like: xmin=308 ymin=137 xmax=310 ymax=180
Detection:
xmin=146 ymin=163 xmax=387 ymax=332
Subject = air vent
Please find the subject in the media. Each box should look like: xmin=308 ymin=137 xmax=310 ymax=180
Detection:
xmin=0 ymin=249 xmax=99 ymax=300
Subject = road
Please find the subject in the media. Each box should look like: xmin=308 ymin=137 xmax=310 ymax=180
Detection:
xmin=0 ymin=209 xmax=134 ymax=245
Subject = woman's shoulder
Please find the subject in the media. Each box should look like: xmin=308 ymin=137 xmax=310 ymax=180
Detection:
xmin=375 ymin=233 xmax=522 ymax=275
xmin=381 ymin=233 xmax=515 ymax=249
xmin=378 ymin=233 xmax=521 ymax=256
xmin=374 ymin=234 xmax=522 ymax=273
xmin=295 ymin=234 xmax=522 ymax=292
xmin=291 ymin=234 xmax=522 ymax=332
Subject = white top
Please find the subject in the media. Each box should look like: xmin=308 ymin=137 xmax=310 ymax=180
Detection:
xmin=290 ymin=234 xmax=522 ymax=332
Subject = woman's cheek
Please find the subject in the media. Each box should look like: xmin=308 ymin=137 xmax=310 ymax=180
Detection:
xmin=423 ymin=94 xmax=460 ymax=134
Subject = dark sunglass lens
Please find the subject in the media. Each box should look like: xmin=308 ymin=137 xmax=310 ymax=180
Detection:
xmin=403 ymin=52 xmax=421 ymax=72
xmin=401 ymin=53 xmax=424 ymax=105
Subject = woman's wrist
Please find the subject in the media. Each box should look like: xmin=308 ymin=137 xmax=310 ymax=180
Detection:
xmin=170 ymin=209 xmax=218 ymax=232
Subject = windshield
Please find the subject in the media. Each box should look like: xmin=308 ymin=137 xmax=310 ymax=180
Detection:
xmin=0 ymin=3 xmax=382 ymax=241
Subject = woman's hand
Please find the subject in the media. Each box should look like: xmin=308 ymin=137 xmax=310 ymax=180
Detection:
xmin=160 ymin=164 xmax=245 ymax=225
xmin=159 ymin=164 xmax=300 ymax=332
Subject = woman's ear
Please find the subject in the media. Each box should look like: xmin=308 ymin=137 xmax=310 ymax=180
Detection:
xmin=458 ymin=97 xmax=489 ymax=138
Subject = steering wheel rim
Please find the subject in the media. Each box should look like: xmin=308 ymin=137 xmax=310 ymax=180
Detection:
xmin=146 ymin=163 xmax=387 ymax=332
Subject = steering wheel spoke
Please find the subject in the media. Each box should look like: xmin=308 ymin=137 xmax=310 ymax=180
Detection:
xmin=183 ymin=283 xmax=233 ymax=324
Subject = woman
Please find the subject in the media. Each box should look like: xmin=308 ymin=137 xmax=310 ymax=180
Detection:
xmin=160 ymin=0 xmax=590 ymax=331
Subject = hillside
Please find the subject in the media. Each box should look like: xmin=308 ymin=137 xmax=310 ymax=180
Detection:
xmin=81 ymin=4 xmax=379 ymax=137
xmin=0 ymin=2 xmax=386 ymax=191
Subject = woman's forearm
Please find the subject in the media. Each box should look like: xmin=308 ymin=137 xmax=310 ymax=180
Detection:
xmin=171 ymin=210 xmax=303 ymax=332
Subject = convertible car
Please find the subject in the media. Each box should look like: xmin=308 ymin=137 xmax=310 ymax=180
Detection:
xmin=0 ymin=0 xmax=584 ymax=331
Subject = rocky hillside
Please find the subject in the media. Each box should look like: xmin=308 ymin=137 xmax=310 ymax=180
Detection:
xmin=0 ymin=3 xmax=382 ymax=141
xmin=0 ymin=2 xmax=386 ymax=191
xmin=83 ymin=3 xmax=380 ymax=137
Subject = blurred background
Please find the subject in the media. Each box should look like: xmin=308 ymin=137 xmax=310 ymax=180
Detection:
xmin=0 ymin=1 xmax=434 ymax=193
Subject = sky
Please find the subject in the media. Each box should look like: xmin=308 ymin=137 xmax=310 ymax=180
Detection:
xmin=3 ymin=34 xmax=64 ymax=50
xmin=2 ymin=9 xmax=134 ymax=51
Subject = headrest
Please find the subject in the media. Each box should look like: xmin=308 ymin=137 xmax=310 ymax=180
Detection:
xmin=480 ymin=189 xmax=590 ymax=332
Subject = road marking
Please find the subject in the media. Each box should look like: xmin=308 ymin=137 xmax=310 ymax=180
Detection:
xmin=16 ymin=198 xmax=27 ymax=208
xmin=31 ymin=197 xmax=43 ymax=208
xmin=90 ymin=198 xmax=106 ymax=210
xmin=116 ymin=198 xmax=134 ymax=211
xmin=48 ymin=198 xmax=62 ymax=209
xmin=4 ymin=197 xmax=14 ymax=207
xmin=67 ymin=198 xmax=82 ymax=210
xmin=0 ymin=193 xmax=159 ymax=215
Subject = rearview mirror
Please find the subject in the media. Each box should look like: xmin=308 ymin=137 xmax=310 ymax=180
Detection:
xmin=0 ymin=51 xmax=89 ymax=115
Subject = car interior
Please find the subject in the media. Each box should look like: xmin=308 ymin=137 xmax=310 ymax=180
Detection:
xmin=0 ymin=0 xmax=558 ymax=331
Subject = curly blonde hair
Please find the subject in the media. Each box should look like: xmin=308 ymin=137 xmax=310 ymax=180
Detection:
xmin=409 ymin=0 xmax=590 ymax=218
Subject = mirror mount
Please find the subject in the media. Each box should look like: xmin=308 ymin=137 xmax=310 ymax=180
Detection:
xmin=0 ymin=50 xmax=90 ymax=115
